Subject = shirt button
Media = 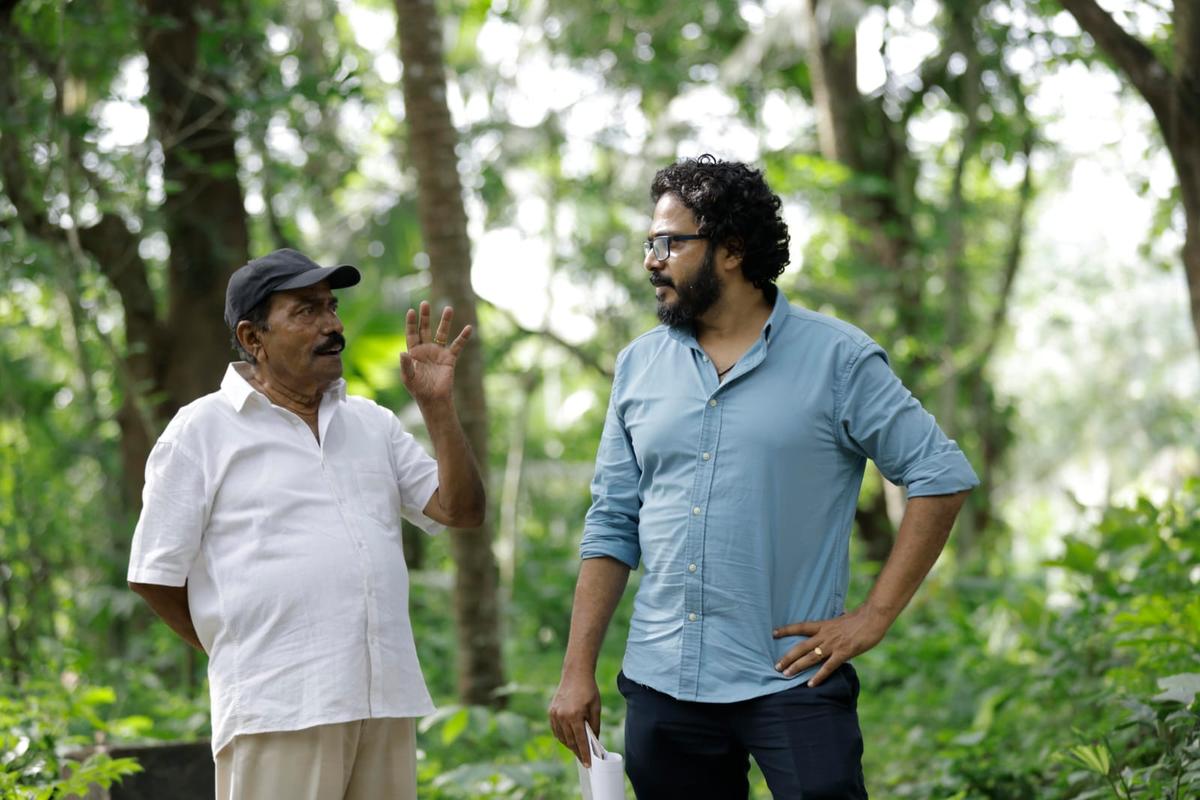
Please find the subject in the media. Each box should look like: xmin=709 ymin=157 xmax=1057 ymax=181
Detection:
xmin=701 ymin=355 xmax=708 ymax=362
xmin=688 ymin=563 xmax=697 ymax=573
xmin=692 ymin=506 xmax=701 ymax=515
xmin=688 ymin=612 xmax=698 ymax=622
xmin=709 ymin=399 xmax=717 ymax=407
xmin=702 ymin=452 xmax=711 ymax=461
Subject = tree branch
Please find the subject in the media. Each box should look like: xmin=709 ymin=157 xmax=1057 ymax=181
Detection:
xmin=1174 ymin=0 xmax=1200 ymax=105
xmin=0 ymin=7 xmax=163 ymax=438
xmin=2 ymin=10 xmax=160 ymax=340
xmin=76 ymin=218 xmax=162 ymax=351
xmin=977 ymin=127 xmax=1034 ymax=371
xmin=936 ymin=3 xmax=985 ymax=430
xmin=1058 ymin=0 xmax=1175 ymax=125
xmin=1061 ymin=0 xmax=1200 ymax=353
xmin=0 ymin=147 xmax=162 ymax=448
xmin=804 ymin=0 xmax=862 ymax=168
xmin=488 ymin=303 xmax=614 ymax=380
xmin=0 ymin=155 xmax=164 ymax=403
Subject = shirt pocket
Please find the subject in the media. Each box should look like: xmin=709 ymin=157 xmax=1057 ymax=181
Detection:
xmin=351 ymin=462 xmax=402 ymax=532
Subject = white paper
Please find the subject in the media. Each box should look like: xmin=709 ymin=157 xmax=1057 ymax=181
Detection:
xmin=576 ymin=722 xmax=627 ymax=800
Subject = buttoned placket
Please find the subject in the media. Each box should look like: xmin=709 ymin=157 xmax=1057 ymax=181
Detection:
xmin=677 ymin=331 xmax=772 ymax=697
xmin=678 ymin=348 xmax=724 ymax=698
xmin=274 ymin=392 xmax=383 ymax=717
xmin=324 ymin=394 xmax=384 ymax=717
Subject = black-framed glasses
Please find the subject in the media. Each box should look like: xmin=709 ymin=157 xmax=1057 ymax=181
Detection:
xmin=643 ymin=234 xmax=706 ymax=261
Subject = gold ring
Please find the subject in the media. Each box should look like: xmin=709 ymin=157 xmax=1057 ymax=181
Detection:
xmin=814 ymin=646 xmax=824 ymax=657
xmin=434 ymin=337 xmax=448 ymax=346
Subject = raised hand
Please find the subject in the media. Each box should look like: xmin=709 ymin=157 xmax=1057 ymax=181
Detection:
xmin=401 ymin=301 xmax=472 ymax=406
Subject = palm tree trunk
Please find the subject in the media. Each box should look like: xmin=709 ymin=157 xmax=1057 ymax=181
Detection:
xmin=395 ymin=0 xmax=505 ymax=706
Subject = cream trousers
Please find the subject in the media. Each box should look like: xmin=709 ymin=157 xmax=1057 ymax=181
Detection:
xmin=215 ymin=718 xmax=417 ymax=800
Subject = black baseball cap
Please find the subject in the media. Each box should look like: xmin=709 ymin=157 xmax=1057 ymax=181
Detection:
xmin=225 ymin=249 xmax=361 ymax=329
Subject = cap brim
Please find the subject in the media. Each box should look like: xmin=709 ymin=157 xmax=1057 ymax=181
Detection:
xmin=275 ymin=264 xmax=361 ymax=292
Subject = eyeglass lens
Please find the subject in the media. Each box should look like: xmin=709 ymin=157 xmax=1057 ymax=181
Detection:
xmin=643 ymin=237 xmax=671 ymax=260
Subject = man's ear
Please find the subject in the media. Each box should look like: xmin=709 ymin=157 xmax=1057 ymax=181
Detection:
xmin=236 ymin=320 xmax=265 ymax=361
xmin=719 ymin=238 xmax=744 ymax=272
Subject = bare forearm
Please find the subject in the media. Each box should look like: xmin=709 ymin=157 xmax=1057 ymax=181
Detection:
xmin=128 ymin=582 xmax=205 ymax=652
xmin=863 ymin=490 xmax=970 ymax=625
xmin=420 ymin=400 xmax=486 ymax=526
xmin=561 ymin=556 xmax=631 ymax=677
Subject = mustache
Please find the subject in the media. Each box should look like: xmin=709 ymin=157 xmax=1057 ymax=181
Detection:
xmin=649 ymin=273 xmax=674 ymax=288
xmin=314 ymin=332 xmax=346 ymax=355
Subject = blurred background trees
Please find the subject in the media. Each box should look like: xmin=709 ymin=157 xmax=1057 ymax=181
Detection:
xmin=1 ymin=0 xmax=1197 ymax=796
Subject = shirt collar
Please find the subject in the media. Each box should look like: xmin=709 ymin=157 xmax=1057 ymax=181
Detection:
xmin=220 ymin=362 xmax=347 ymax=413
xmin=762 ymin=284 xmax=789 ymax=344
xmin=665 ymin=285 xmax=790 ymax=348
xmin=221 ymin=363 xmax=258 ymax=412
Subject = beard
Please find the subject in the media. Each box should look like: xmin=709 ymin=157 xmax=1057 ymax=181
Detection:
xmin=655 ymin=244 xmax=721 ymax=327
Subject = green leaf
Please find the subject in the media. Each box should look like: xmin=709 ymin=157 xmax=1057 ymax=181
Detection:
xmin=1045 ymin=538 xmax=1100 ymax=575
xmin=1063 ymin=743 xmax=1111 ymax=777
xmin=1153 ymin=673 xmax=1200 ymax=705
xmin=77 ymin=686 xmax=116 ymax=707
xmin=440 ymin=707 xmax=470 ymax=745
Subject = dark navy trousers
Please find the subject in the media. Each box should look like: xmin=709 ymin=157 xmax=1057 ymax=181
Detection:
xmin=617 ymin=665 xmax=868 ymax=799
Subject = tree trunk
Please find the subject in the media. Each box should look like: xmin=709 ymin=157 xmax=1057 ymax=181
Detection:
xmin=140 ymin=0 xmax=250 ymax=411
xmin=1171 ymin=0 xmax=1200 ymax=352
xmin=804 ymin=0 xmax=916 ymax=563
xmin=2 ymin=2 xmax=247 ymax=509
xmin=804 ymin=0 xmax=860 ymax=169
xmin=938 ymin=5 xmax=983 ymax=434
xmin=395 ymin=0 xmax=506 ymax=706
xmin=802 ymin=0 xmax=1024 ymax=556
xmin=1059 ymin=0 xmax=1200 ymax=352
xmin=803 ymin=0 xmax=925 ymax=376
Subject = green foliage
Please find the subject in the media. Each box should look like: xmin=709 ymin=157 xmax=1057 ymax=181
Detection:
xmin=406 ymin=485 xmax=1200 ymax=797
xmin=4 ymin=476 xmax=1192 ymax=798
xmin=0 ymin=677 xmax=142 ymax=798
xmin=855 ymin=483 xmax=1200 ymax=799
xmin=537 ymin=0 xmax=748 ymax=108
xmin=415 ymin=703 xmax=575 ymax=798
xmin=2 ymin=0 xmax=1198 ymax=796
xmin=401 ymin=486 xmax=1200 ymax=798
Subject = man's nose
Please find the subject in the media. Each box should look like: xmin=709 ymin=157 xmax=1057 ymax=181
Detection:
xmin=323 ymin=308 xmax=343 ymax=333
xmin=643 ymin=248 xmax=661 ymax=272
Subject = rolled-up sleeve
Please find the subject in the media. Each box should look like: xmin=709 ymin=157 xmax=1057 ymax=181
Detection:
xmin=580 ymin=356 xmax=642 ymax=569
xmin=127 ymin=440 xmax=208 ymax=586
xmin=835 ymin=343 xmax=979 ymax=497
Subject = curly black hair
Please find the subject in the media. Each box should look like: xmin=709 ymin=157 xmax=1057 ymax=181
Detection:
xmin=650 ymin=154 xmax=790 ymax=292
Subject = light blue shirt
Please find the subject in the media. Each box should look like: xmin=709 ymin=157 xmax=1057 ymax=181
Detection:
xmin=581 ymin=289 xmax=979 ymax=702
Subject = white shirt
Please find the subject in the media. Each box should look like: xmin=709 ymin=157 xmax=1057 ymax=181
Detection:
xmin=128 ymin=363 xmax=442 ymax=756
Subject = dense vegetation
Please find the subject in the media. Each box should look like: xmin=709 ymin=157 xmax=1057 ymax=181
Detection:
xmin=2 ymin=0 xmax=1197 ymax=797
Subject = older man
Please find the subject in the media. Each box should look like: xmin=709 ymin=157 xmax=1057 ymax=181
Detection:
xmin=128 ymin=248 xmax=484 ymax=800
xmin=549 ymin=157 xmax=978 ymax=798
